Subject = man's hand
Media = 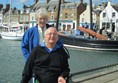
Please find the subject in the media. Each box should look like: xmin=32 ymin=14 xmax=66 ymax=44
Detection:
xmin=58 ymin=76 xmax=66 ymax=83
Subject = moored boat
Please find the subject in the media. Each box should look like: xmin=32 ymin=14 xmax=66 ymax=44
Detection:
xmin=0 ymin=24 xmax=24 ymax=41
xmin=0 ymin=29 xmax=23 ymax=41
xmin=58 ymin=31 xmax=118 ymax=52
xmin=55 ymin=0 xmax=118 ymax=52
xmin=0 ymin=0 xmax=25 ymax=41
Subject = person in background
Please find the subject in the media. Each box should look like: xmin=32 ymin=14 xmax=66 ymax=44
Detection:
xmin=21 ymin=28 xmax=70 ymax=83
xmin=21 ymin=8 xmax=53 ymax=62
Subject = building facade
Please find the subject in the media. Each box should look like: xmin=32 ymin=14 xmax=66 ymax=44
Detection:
xmin=0 ymin=11 xmax=3 ymax=27
xmin=100 ymin=1 xmax=118 ymax=39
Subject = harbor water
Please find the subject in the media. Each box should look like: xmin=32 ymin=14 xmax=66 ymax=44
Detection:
xmin=0 ymin=38 xmax=118 ymax=83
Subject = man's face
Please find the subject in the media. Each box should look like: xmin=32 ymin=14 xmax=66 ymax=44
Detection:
xmin=37 ymin=17 xmax=47 ymax=28
xmin=44 ymin=28 xmax=58 ymax=45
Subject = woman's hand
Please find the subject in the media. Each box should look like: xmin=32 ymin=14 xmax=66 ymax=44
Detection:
xmin=58 ymin=76 xmax=66 ymax=83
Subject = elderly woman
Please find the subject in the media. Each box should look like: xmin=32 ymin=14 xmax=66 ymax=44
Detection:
xmin=21 ymin=8 xmax=53 ymax=62
xmin=21 ymin=28 xmax=70 ymax=83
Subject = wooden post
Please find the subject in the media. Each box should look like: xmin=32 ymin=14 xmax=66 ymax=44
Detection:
xmin=56 ymin=0 xmax=61 ymax=31
xmin=90 ymin=0 xmax=93 ymax=30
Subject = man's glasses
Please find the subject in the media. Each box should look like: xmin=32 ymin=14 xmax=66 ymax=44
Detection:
xmin=46 ymin=33 xmax=58 ymax=36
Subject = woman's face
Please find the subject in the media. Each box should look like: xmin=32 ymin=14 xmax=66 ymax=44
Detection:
xmin=37 ymin=16 xmax=47 ymax=28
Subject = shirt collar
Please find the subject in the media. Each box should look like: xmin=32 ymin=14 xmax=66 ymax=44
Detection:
xmin=38 ymin=26 xmax=46 ymax=32
xmin=41 ymin=42 xmax=60 ymax=53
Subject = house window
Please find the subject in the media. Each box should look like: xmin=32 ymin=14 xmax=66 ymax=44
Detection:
xmin=20 ymin=16 xmax=23 ymax=21
xmin=65 ymin=13 xmax=68 ymax=18
xmin=73 ymin=22 xmax=75 ymax=29
xmin=103 ymin=13 xmax=106 ymax=18
xmin=71 ymin=14 xmax=74 ymax=19
xmin=32 ymin=16 xmax=34 ymax=20
xmin=82 ymin=18 xmax=84 ymax=22
xmin=112 ymin=12 xmax=115 ymax=18
xmin=106 ymin=22 xmax=110 ymax=29
xmin=51 ymin=15 xmax=54 ymax=21
xmin=102 ymin=22 xmax=105 ymax=28
xmin=116 ymin=19 xmax=118 ymax=23
xmin=60 ymin=14 xmax=62 ymax=19
xmin=26 ymin=16 xmax=28 ymax=21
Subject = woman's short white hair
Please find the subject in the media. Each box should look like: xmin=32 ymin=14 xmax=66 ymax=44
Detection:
xmin=35 ymin=8 xmax=48 ymax=20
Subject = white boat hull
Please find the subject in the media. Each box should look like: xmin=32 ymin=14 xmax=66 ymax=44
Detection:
xmin=0 ymin=32 xmax=23 ymax=41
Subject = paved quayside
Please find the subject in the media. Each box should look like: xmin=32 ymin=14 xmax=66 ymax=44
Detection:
xmin=71 ymin=66 xmax=118 ymax=83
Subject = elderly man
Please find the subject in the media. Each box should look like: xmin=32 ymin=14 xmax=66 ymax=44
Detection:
xmin=21 ymin=28 xmax=70 ymax=83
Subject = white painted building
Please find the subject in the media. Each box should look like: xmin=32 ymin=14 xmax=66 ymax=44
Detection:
xmin=100 ymin=1 xmax=118 ymax=38
xmin=80 ymin=5 xmax=97 ymax=29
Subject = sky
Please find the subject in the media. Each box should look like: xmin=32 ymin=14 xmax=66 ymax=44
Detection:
xmin=0 ymin=0 xmax=118 ymax=10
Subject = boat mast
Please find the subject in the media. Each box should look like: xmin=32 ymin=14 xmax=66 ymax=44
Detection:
xmin=90 ymin=0 xmax=93 ymax=30
xmin=9 ymin=0 xmax=12 ymax=28
xmin=56 ymin=0 xmax=61 ymax=31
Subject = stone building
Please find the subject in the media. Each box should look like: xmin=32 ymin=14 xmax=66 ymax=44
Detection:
xmin=47 ymin=0 xmax=86 ymax=31
xmin=30 ymin=0 xmax=86 ymax=31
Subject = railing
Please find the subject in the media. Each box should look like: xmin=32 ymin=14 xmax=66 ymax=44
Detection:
xmin=68 ymin=63 xmax=118 ymax=83
xmin=31 ymin=63 xmax=118 ymax=83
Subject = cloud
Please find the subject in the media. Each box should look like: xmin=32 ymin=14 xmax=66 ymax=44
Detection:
xmin=18 ymin=0 xmax=29 ymax=3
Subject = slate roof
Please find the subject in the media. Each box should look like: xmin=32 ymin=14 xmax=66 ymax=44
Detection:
xmin=63 ymin=3 xmax=78 ymax=9
xmin=31 ymin=2 xmax=47 ymax=12
xmin=112 ymin=5 xmax=118 ymax=12
xmin=31 ymin=0 xmax=82 ymax=12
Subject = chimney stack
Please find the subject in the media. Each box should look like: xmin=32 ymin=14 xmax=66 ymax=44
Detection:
xmin=0 ymin=4 xmax=3 ymax=11
xmin=46 ymin=0 xmax=50 ymax=4
xmin=2 ymin=4 xmax=10 ymax=14
xmin=5 ymin=4 xmax=10 ymax=11
xmin=61 ymin=0 xmax=65 ymax=4
xmin=80 ymin=0 xmax=83 ymax=3
xmin=34 ymin=0 xmax=38 ymax=4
